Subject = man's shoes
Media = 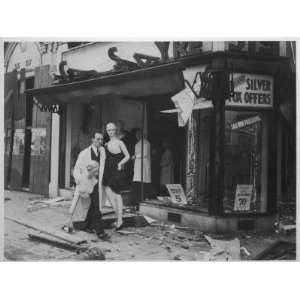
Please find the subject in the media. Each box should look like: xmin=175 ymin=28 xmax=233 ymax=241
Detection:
xmin=85 ymin=228 xmax=94 ymax=234
xmin=115 ymin=223 xmax=125 ymax=231
xmin=97 ymin=232 xmax=111 ymax=242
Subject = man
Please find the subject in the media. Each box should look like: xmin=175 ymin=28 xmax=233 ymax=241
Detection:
xmin=116 ymin=120 xmax=129 ymax=140
xmin=72 ymin=132 xmax=110 ymax=241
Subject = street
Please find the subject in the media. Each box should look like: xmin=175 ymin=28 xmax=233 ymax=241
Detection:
xmin=3 ymin=190 xmax=295 ymax=261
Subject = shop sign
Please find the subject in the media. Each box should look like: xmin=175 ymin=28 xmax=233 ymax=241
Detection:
xmin=231 ymin=115 xmax=261 ymax=130
xmin=171 ymin=85 xmax=195 ymax=127
xmin=233 ymin=184 xmax=253 ymax=211
xmin=31 ymin=128 xmax=47 ymax=156
xmin=13 ymin=129 xmax=25 ymax=155
xmin=166 ymin=184 xmax=187 ymax=205
xmin=226 ymin=73 xmax=274 ymax=108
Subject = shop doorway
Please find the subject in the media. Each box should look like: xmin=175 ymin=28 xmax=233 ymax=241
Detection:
xmin=22 ymin=77 xmax=34 ymax=189
xmin=147 ymin=97 xmax=186 ymax=195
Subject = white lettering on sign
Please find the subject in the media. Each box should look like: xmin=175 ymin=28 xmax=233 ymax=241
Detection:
xmin=234 ymin=184 xmax=253 ymax=211
xmin=166 ymin=184 xmax=187 ymax=205
xmin=226 ymin=73 xmax=274 ymax=108
xmin=231 ymin=115 xmax=261 ymax=130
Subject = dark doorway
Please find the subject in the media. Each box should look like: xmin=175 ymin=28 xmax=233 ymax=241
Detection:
xmin=147 ymin=97 xmax=186 ymax=195
xmin=22 ymin=77 xmax=34 ymax=188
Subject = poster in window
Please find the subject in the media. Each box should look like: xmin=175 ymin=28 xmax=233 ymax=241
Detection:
xmin=233 ymin=184 xmax=253 ymax=211
xmin=166 ymin=184 xmax=187 ymax=205
xmin=31 ymin=128 xmax=47 ymax=156
xmin=5 ymin=129 xmax=12 ymax=154
xmin=12 ymin=129 xmax=25 ymax=155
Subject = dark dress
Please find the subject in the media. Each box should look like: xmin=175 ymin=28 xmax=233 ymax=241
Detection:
xmin=103 ymin=146 xmax=125 ymax=194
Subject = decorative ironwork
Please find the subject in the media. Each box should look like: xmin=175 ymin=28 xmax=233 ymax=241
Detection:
xmin=185 ymin=68 xmax=235 ymax=100
xmin=154 ymin=42 xmax=170 ymax=62
xmin=32 ymin=98 xmax=63 ymax=114
xmin=53 ymin=61 xmax=101 ymax=84
xmin=51 ymin=45 xmax=175 ymax=85
xmin=40 ymin=104 xmax=63 ymax=114
xmin=133 ymin=53 xmax=160 ymax=67
xmin=108 ymin=47 xmax=139 ymax=72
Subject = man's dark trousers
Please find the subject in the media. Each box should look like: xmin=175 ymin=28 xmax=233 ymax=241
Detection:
xmin=84 ymin=183 xmax=104 ymax=234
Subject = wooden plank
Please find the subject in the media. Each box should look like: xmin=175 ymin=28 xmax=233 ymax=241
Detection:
xmin=29 ymin=65 xmax=52 ymax=195
xmin=10 ymin=68 xmax=26 ymax=191
xmin=28 ymin=233 xmax=88 ymax=251
xmin=4 ymin=70 xmax=18 ymax=121
xmin=4 ymin=70 xmax=18 ymax=187
xmin=5 ymin=215 xmax=87 ymax=245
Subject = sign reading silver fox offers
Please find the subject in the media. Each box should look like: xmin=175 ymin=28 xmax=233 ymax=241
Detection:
xmin=226 ymin=73 xmax=274 ymax=108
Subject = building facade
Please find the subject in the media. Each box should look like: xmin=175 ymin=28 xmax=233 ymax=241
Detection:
xmin=5 ymin=41 xmax=296 ymax=232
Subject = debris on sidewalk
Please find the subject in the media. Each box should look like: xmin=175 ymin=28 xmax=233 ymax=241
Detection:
xmin=5 ymin=215 xmax=87 ymax=245
xmin=204 ymin=235 xmax=241 ymax=261
xmin=117 ymin=230 xmax=136 ymax=235
xmin=75 ymin=247 xmax=106 ymax=260
xmin=62 ymin=224 xmax=74 ymax=234
xmin=28 ymin=233 xmax=87 ymax=252
xmin=143 ymin=215 xmax=159 ymax=225
xmin=240 ymin=247 xmax=251 ymax=257
xmin=173 ymin=254 xmax=182 ymax=260
xmin=27 ymin=202 xmax=50 ymax=212
xmin=27 ymin=196 xmax=69 ymax=212
xmin=253 ymin=240 xmax=296 ymax=260
xmin=103 ymin=214 xmax=148 ymax=229
xmin=275 ymin=223 xmax=296 ymax=235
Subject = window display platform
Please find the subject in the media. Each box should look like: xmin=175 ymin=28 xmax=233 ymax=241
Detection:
xmin=140 ymin=199 xmax=275 ymax=233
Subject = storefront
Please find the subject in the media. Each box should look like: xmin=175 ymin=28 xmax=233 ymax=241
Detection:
xmin=25 ymin=41 xmax=295 ymax=232
xmin=4 ymin=42 xmax=68 ymax=194
xmin=139 ymin=42 xmax=295 ymax=231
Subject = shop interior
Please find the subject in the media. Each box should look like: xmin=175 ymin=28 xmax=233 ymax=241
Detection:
xmin=61 ymin=96 xmax=186 ymax=202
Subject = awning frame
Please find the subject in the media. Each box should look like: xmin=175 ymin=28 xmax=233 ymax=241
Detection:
xmin=26 ymin=62 xmax=185 ymax=108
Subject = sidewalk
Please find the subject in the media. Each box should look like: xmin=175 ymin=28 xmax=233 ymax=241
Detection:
xmin=4 ymin=190 xmax=296 ymax=261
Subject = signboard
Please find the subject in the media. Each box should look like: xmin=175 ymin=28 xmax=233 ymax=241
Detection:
xmin=231 ymin=115 xmax=261 ymax=130
xmin=233 ymin=184 xmax=253 ymax=211
xmin=171 ymin=85 xmax=195 ymax=127
xmin=31 ymin=128 xmax=47 ymax=156
xmin=226 ymin=73 xmax=274 ymax=108
xmin=12 ymin=129 xmax=25 ymax=155
xmin=166 ymin=184 xmax=187 ymax=205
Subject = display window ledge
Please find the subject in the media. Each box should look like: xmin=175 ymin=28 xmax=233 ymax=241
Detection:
xmin=141 ymin=199 xmax=274 ymax=218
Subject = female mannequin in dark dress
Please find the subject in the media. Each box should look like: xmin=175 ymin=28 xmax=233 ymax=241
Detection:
xmin=103 ymin=122 xmax=130 ymax=230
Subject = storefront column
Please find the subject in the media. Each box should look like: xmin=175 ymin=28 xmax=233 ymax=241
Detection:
xmin=276 ymin=119 xmax=282 ymax=201
xmin=260 ymin=115 xmax=269 ymax=212
xmin=186 ymin=112 xmax=197 ymax=202
xmin=209 ymin=70 xmax=226 ymax=216
xmin=65 ymin=105 xmax=72 ymax=188
xmin=49 ymin=113 xmax=60 ymax=197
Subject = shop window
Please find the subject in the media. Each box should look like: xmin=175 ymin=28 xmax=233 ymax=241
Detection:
xmin=224 ymin=110 xmax=269 ymax=214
